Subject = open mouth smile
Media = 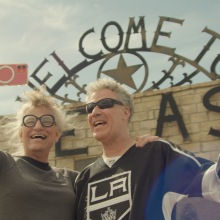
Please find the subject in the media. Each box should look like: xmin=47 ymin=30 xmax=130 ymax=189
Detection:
xmin=94 ymin=121 xmax=106 ymax=127
xmin=31 ymin=134 xmax=46 ymax=140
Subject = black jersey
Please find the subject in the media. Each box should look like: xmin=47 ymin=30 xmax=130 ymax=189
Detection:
xmin=74 ymin=140 xmax=217 ymax=220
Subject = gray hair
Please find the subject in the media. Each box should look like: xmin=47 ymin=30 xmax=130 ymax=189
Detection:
xmin=86 ymin=78 xmax=134 ymax=119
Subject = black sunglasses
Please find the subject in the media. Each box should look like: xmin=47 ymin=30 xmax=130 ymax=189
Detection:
xmin=23 ymin=114 xmax=56 ymax=127
xmin=86 ymin=98 xmax=123 ymax=114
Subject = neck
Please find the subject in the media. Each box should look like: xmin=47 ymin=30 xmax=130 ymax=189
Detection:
xmin=102 ymin=137 xmax=135 ymax=157
xmin=25 ymin=152 xmax=49 ymax=163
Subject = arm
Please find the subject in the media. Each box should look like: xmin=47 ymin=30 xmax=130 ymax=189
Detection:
xmin=0 ymin=151 xmax=15 ymax=173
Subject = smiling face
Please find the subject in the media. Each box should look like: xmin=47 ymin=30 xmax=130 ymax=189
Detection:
xmin=87 ymin=89 xmax=131 ymax=145
xmin=19 ymin=106 xmax=61 ymax=161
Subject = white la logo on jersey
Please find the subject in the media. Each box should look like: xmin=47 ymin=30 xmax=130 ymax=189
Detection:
xmin=86 ymin=171 xmax=132 ymax=220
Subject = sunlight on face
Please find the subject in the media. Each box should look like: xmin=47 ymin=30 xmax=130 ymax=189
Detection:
xmin=19 ymin=106 xmax=61 ymax=159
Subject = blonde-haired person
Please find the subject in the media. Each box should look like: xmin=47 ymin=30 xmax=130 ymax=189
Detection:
xmin=74 ymin=78 xmax=220 ymax=220
xmin=0 ymin=87 xmax=78 ymax=220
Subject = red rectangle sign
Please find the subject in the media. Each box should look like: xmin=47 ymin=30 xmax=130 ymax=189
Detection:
xmin=0 ymin=64 xmax=28 ymax=86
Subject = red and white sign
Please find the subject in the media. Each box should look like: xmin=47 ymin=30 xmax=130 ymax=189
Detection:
xmin=0 ymin=64 xmax=28 ymax=86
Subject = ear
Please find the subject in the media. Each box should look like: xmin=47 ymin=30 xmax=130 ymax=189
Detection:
xmin=55 ymin=129 xmax=61 ymax=143
xmin=122 ymin=106 xmax=131 ymax=121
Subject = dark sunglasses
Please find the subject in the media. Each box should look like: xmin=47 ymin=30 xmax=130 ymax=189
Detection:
xmin=23 ymin=114 xmax=56 ymax=127
xmin=86 ymin=98 xmax=123 ymax=114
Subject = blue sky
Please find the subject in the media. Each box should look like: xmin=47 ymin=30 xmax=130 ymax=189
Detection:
xmin=0 ymin=0 xmax=219 ymax=115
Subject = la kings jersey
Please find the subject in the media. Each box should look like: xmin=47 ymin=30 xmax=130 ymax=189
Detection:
xmin=74 ymin=140 xmax=219 ymax=220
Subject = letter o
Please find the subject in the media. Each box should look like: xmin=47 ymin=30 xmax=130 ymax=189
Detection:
xmin=101 ymin=21 xmax=123 ymax=53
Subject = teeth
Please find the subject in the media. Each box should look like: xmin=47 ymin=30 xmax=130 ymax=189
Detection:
xmin=31 ymin=134 xmax=46 ymax=139
xmin=94 ymin=121 xmax=105 ymax=126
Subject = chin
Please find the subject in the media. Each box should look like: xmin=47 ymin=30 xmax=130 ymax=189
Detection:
xmin=93 ymin=132 xmax=106 ymax=142
xmin=29 ymin=145 xmax=44 ymax=151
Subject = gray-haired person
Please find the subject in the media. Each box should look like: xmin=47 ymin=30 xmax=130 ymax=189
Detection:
xmin=74 ymin=78 xmax=220 ymax=220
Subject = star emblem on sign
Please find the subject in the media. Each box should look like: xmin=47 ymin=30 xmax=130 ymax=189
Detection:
xmin=101 ymin=54 xmax=143 ymax=90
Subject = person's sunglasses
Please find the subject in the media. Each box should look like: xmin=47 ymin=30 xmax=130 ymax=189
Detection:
xmin=86 ymin=98 xmax=123 ymax=114
xmin=23 ymin=114 xmax=56 ymax=127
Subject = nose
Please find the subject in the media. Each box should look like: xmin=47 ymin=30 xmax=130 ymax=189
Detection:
xmin=33 ymin=119 xmax=43 ymax=128
xmin=90 ymin=105 xmax=101 ymax=116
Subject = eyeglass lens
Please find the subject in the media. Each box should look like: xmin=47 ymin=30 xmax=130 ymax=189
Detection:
xmin=86 ymin=98 xmax=123 ymax=113
xmin=23 ymin=115 xmax=55 ymax=127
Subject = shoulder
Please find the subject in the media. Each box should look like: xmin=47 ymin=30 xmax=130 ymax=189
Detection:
xmin=141 ymin=139 xmax=193 ymax=154
xmin=137 ymin=139 xmax=179 ymax=153
xmin=138 ymin=140 xmax=203 ymax=165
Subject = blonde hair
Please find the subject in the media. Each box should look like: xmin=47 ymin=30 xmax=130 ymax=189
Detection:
xmin=86 ymin=78 xmax=134 ymax=119
xmin=2 ymin=86 xmax=67 ymax=151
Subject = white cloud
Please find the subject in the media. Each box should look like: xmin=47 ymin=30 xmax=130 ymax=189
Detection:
xmin=0 ymin=0 xmax=219 ymax=115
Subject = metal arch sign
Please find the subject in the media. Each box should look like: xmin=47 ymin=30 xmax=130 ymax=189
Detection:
xmin=26 ymin=16 xmax=220 ymax=104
